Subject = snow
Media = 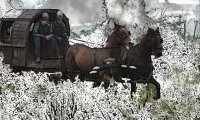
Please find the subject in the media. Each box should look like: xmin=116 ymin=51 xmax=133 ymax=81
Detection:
xmin=0 ymin=0 xmax=47 ymax=18
xmin=0 ymin=0 xmax=200 ymax=119
xmin=158 ymin=0 xmax=199 ymax=5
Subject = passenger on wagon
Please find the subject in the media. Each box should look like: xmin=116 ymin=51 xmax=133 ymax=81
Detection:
xmin=52 ymin=11 xmax=69 ymax=56
xmin=33 ymin=12 xmax=57 ymax=62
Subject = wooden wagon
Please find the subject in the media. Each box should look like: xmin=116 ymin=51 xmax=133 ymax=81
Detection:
xmin=0 ymin=9 xmax=70 ymax=71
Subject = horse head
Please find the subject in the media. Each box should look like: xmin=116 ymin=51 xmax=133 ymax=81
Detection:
xmin=106 ymin=23 xmax=131 ymax=48
xmin=147 ymin=27 xmax=163 ymax=58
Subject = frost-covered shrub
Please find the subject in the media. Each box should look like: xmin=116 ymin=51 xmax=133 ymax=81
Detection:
xmin=0 ymin=0 xmax=200 ymax=119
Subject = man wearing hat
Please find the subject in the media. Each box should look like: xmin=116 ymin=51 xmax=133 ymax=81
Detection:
xmin=52 ymin=11 xmax=69 ymax=56
xmin=33 ymin=12 xmax=56 ymax=62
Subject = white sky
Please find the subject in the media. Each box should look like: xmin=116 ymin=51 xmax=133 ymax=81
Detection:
xmin=158 ymin=0 xmax=199 ymax=4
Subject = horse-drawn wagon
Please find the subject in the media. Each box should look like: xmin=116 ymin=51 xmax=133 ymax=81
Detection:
xmin=0 ymin=10 xmax=164 ymax=101
xmin=0 ymin=9 xmax=70 ymax=71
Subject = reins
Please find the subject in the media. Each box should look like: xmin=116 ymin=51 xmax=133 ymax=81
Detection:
xmin=70 ymin=38 xmax=104 ymax=47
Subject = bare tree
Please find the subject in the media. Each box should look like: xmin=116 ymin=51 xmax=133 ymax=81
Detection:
xmin=1 ymin=0 xmax=23 ymax=18
xmin=193 ymin=20 xmax=198 ymax=39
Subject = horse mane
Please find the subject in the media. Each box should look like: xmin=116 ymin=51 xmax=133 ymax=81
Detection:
xmin=137 ymin=28 xmax=154 ymax=44
xmin=129 ymin=29 xmax=153 ymax=52
xmin=105 ymin=25 xmax=124 ymax=44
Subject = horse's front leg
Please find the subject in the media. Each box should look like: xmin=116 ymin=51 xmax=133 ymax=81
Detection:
xmin=103 ymin=73 xmax=114 ymax=89
xmin=131 ymin=82 xmax=136 ymax=98
xmin=149 ymin=77 xmax=160 ymax=100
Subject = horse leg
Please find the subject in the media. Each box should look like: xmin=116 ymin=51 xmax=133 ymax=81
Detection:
xmin=103 ymin=70 xmax=118 ymax=95
xmin=131 ymin=82 xmax=136 ymax=98
xmin=62 ymin=64 xmax=76 ymax=82
xmin=68 ymin=70 xmax=76 ymax=83
xmin=149 ymin=77 xmax=160 ymax=100
xmin=92 ymin=80 xmax=101 ymax=88
xmin=61 ymin=63 xmax=69 ymax=80
xmin=102 ymin=74 xmax=111 ymax=89
xmin=65 ymin=54 xmax=77 ymax=83
xmin=61 ymin=71 xmax=68 ymax=79
xmin=79 ymin=73 xmax=85 ymax=82
xmin=61 ymin=58 xmax=69 ymax=79
xmin=91 ymin=71 xmax=101 ymax=88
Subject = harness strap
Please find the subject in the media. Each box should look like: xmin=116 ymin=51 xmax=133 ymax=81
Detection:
xmin=121 ymin=48 xmax=128 ymax=64
xmin=92 ymin=50 xmax=97 ymax=68
xmin=99 ymin=63 xmax=121 ymax=71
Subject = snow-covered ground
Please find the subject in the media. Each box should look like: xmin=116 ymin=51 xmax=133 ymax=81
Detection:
xmin=0 ymin=0 xmax=200 ymax=119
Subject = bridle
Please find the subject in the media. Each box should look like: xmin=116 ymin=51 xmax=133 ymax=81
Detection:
xmin=148 ymin=32 xmax=163 ymax=55
xmin=115 ymin=26 xmax=131 ymax=46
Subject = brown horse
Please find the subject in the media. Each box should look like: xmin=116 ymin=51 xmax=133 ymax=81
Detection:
xmin=114 ymin=27 xmax=163 ymax=99
xmin=63 ymin=23 xmax=131 ymax=87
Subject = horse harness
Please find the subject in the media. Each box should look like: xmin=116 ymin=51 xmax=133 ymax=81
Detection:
xmin=91 ymin=26 xmax=130 ymax=70
xmin=91 ymin=47 xmax=121 ymax=71
xmin=120 ymin=31 xmax=162 ymax=82
xmin=121 ymin=44 xmax=154 ymax=83
xmin=92 ymin=49 xmax=97 ymax=68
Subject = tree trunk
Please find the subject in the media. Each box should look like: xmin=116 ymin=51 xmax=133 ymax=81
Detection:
xmin=193 ymin=20 xmax=198 ymax=39
xmin=183 ymin=21 xmax=186 ymax=39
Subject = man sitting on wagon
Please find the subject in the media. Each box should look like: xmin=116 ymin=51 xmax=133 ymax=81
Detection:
xmin=33 ymin=12 xmax=58 ymax=62
xmin=52 ymin=11 xmax=69 ymax=56
xmin=52 ymin=11 xmax=69 ymax=73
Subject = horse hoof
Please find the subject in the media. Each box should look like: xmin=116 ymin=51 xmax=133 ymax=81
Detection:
xmin=154 ymin=96 xmax=160 ymax=100
xmin=110 ymin=83 xmax=117 ymax=87
xmin=131 ymin=95 xmax=133 ymax=99
xmin=123 ymin=84 xmax=128 ymax=89
xmin=70 ymin=79 xmax=76 ymax=83
xmin=102 ymin=84 xmax=109 ymax=90
xmin=80 ymin=79 xmax=85 ymax=82
xmin=92 ymin=82 xmax=101 ymax=88
xmin=61 ymin=73 xmax=69 ymax=80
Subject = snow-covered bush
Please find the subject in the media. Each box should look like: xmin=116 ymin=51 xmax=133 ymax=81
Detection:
xmin=0 ymin=0 xmax=200 ymax=119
